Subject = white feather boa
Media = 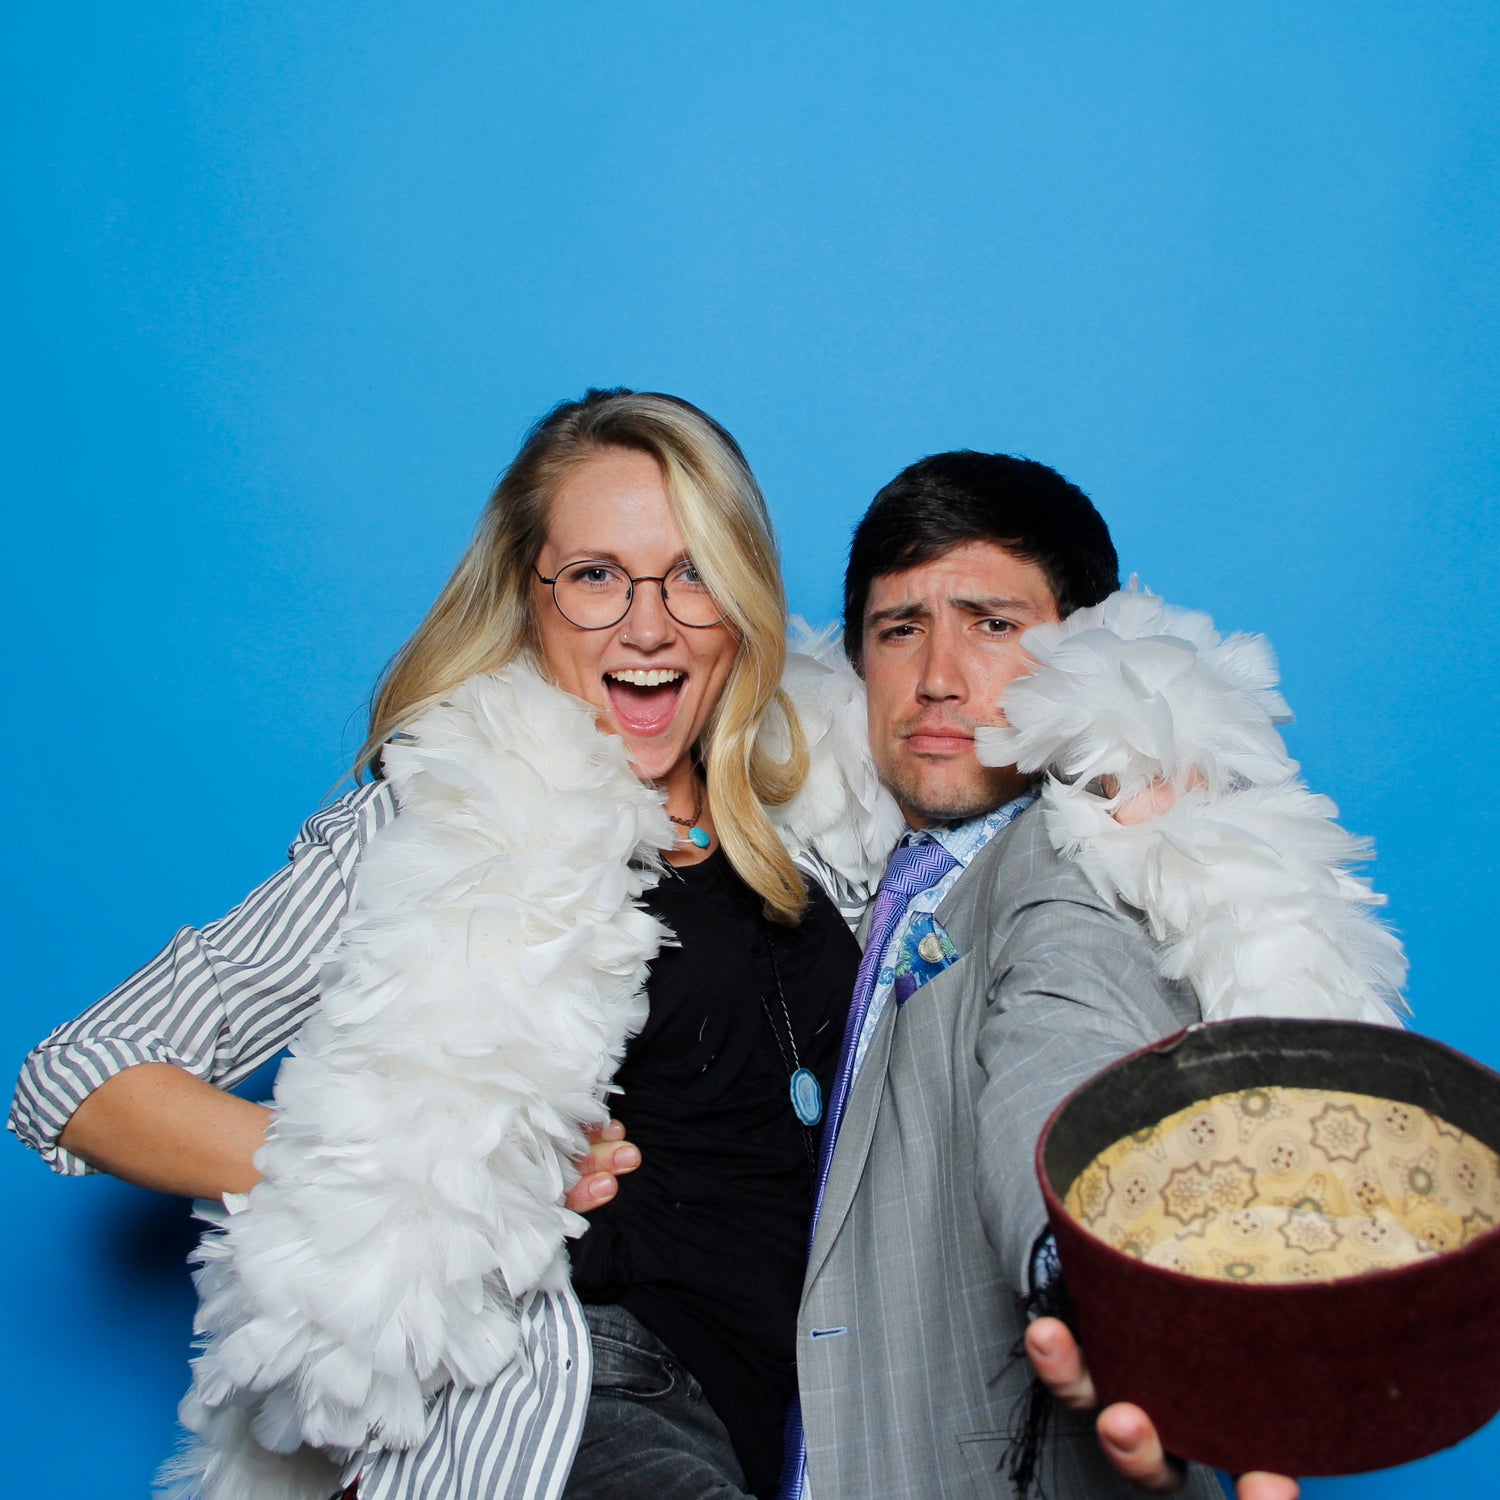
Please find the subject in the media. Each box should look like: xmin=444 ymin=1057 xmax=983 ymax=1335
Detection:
xmin=767 ymin=621 xmax=907 ymax=901
xmin=976 ymin=586 xmax=1408 ymax=1027
xmin=159 ymin=653 xmax=896 ymax=1499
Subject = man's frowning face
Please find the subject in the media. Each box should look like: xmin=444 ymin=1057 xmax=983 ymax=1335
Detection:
xmin=861 ymin=541 xmax=1061 ymax=828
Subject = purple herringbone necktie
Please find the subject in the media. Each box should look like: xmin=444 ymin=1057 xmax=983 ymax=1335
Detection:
xmin=777 ymin=836 xmax=961 ymax=1500
xmin=808 ymin=837 xmax=960 ymax=1241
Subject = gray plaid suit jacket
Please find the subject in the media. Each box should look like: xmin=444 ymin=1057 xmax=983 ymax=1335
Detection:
xmin=797 ymin=803 xmax=1225 ymax=1499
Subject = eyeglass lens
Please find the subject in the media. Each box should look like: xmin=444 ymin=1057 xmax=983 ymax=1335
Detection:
xmin=550 ymin=560 xmax=725 ymax=629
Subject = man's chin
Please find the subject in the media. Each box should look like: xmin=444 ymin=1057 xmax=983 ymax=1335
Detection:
xmin=890 ymin=764 xmax=1031 ymax=828
xmin=902 ymin=797 xmax=1000 ymax=828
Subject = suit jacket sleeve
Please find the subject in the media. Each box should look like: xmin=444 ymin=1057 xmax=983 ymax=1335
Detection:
xmin=971 ymin=810 xmax=1201 ymax=1293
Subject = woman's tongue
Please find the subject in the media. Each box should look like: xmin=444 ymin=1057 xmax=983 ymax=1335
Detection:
xmin=605 ymin=674 xmax=683 ymax=736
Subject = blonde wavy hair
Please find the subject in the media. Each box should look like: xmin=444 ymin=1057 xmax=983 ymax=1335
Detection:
xmin=358 ymin=388 xmax=811 ymax=923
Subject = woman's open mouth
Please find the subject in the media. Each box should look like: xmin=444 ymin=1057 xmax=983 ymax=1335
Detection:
xmin=605 ymin=668 xmax=685 ymax=736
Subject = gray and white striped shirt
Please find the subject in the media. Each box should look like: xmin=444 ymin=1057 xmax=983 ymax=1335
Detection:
xmin=8 ymin=781 xmax=592 ymax=1500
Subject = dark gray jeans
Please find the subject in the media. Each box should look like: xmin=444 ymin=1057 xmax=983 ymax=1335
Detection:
xmin=562 ymin=1303 xmax=753 ymax=1500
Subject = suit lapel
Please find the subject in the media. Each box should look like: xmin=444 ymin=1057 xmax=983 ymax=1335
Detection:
xmin=934 ymin=807 xmax=1024 ymax=950
xmin=806 ymin=954 xmax=974 ymax=1285
xmin=807 ymin=992 xmax=896 ymax=1284
xmin=805 ymin=810 xmax=1033 ymax=1286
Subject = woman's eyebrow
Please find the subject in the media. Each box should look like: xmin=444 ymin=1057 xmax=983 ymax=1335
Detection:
xmin=555 ymin=549 xmax=694 ymax=568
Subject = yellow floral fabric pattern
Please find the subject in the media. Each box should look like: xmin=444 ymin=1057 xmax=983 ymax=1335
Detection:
xmin=1063 ymin=1087 xmax=1500 ymax=1283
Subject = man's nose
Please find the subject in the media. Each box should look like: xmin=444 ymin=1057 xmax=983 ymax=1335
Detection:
xmin=916 ymin=625 xmax=966 ymax=702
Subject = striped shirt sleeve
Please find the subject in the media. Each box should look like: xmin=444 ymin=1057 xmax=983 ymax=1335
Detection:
xmin=354 ymin=1288 xmax=593 ymax=1500
xmin=8 ymin=780 xmax=396 ymax=1175
xmin=792 ymin=848 xmax=872 ymax=934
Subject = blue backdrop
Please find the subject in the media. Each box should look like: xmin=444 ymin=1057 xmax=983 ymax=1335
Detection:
xmin=5 ymin=5 xmax=1497 ymax=1494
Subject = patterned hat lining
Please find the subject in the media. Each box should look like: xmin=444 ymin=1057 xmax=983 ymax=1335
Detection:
xmin=1035 ymin=1019 xmax=1500 ymax=1475
xmin=1040 ymin=1018 xmax=1500 ymax=1192
xmin=1064 ymin=1085 xmax=1500 ymax=1284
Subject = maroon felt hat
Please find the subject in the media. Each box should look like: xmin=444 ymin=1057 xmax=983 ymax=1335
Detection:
xmin=1036 ymin=1017 xmax=1500 ymax=1476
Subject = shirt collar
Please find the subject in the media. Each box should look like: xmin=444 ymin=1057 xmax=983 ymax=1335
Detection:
xmin=908 ymin=783 xmax=1041 ymax=869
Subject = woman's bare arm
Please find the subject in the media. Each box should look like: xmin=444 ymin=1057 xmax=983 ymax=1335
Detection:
xmin=57 ymin=1061 xmax=642 ymax=1212
xmin=56 ymin=1062 xmax=269 ymax=1198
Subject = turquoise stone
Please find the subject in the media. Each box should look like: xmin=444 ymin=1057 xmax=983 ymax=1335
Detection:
xmin=688 ymin=826 xmax=711 ymax=849
xmin=790 ymin=1067 xmax=823 ymax=1126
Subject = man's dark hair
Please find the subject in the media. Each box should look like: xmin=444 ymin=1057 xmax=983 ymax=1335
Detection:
xmin=842 ymin=451 xmax=1119 ymax=663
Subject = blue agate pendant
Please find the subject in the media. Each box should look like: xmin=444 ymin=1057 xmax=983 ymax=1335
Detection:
xmin=688 ymin=825 xmax=711 ymax=849
xmin=790 ymin=1067 xmax=823 ymax=1127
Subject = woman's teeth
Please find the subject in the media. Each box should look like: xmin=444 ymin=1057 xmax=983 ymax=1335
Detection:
xmin=607 ymin=669 xmax=683 ymax=687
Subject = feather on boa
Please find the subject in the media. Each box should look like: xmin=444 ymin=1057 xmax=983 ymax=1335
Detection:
xmin=976 ymin=586 xmax=1408 ymax=1027
xmin=163 ymin=667 xmax=678 ymax=1497
xmin=767 ymin=621 xmax=907 ymax=897
xmin=159 ymin=652 xmax=893 ymax=1499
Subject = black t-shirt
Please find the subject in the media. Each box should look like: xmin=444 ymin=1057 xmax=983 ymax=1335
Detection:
xmin=567 ymin=850 xmax=858 ymax=1498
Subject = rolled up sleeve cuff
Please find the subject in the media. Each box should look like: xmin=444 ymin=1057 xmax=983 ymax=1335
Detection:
xmin=8 ymin=1026 xmax=191 ymax=1176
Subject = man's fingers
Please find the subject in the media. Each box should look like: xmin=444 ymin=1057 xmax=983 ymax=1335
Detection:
xmin=561 ymin=1145 xmax=639 ymax=1212
xmin=563 ymin=1123 xmax=642 ymax=1214
xmin=1028 ymin=1317 xmax=1272 ymax=1498
xmin=1095 ymin=1404 xmax=1187 ymax=1495
xmin=580 ymin=1138 xmax=641 ymax=1176
xmin=1234 ymin=1474 xmax=1300 ymax=1500
xmin=577 ymin=1118 xmax=641 ymax=1178
xmin=1106 ymin=768 xmax=1208 ymax=826
xmin=564 ymin=1170 xmax=620 ymax=1211
xmin=1114 ymin=781 xmax=1180 ymax=825
xmin=1024 ymin=1318 xmax=1097 ymax=1410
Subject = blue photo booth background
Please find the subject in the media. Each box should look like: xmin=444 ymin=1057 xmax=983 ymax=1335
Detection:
xmin=5 ymin=5 xmax=1497 ymax=1493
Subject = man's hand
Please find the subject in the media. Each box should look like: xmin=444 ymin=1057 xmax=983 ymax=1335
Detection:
xmin=563 ymin=1118 xmax=641 ymax=1213
xmin=1025 ymin=1318 xmax=1299 ymax=1500
xmin=1105 ymin=768 xmax=1207 ymax=826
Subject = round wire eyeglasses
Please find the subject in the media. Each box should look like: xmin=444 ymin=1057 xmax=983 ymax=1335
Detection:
xmin=533 ymin=559 xmax=727 ymax=630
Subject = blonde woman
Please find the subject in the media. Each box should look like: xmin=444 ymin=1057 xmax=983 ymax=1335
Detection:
xmin=11 ymin=390 xmax=896 ymax=1500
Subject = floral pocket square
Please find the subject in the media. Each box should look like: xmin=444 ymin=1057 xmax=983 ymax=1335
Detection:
xmin=893 ymin=914 xmax=960 ymax=1004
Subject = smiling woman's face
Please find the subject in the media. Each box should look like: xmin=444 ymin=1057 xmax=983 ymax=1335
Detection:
xmin=534 ymin=446 xmax=738 ymax=793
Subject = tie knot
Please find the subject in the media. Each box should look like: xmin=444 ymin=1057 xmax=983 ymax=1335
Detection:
xmin=876 ymin=837 xmax=960 ymax=903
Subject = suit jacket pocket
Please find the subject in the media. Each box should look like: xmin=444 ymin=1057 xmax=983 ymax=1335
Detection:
xmin=954 ymin=1430 xmax=1009 ymax=1496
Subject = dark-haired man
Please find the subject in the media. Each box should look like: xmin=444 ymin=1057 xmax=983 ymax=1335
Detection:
xmin=786 ymin=454 xmax=1296 ymax=1500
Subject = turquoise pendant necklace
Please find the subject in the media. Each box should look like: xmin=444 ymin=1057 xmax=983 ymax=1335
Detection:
xmin=666 ymin=778 xmax=712 ymax=850
xmin=760 ymin=933 xmax=823 ymax=1165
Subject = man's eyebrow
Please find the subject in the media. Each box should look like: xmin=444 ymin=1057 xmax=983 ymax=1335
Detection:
xmin=865 ymin=601 xmax=932 ymax=626
xmin=949 ymin=594 xmax=1050 ymax=616
xmin=867 ymin=594 xmax=1048 ymax=625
